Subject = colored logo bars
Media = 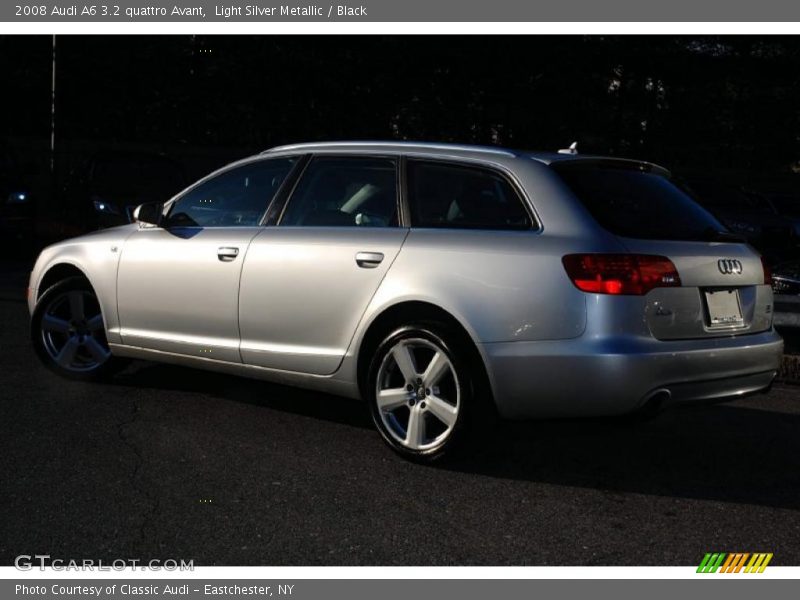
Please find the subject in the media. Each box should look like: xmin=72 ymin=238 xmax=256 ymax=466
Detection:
xmin=697 ymin=552 xmax=773 ymax=573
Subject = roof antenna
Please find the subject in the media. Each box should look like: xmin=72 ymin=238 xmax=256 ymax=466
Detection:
xmin=558 ymin=141 xmax=578 ymax=155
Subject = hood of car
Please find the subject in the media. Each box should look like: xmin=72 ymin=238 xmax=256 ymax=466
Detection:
xmin=771 ymin=259 xmax=800 ymax=296
xmin=41 ymin=223 xmax=139 ymax=254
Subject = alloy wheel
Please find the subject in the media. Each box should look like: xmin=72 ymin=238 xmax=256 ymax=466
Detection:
xmin=40 ymin=289 xmax=110 ymax=373
xmin=375 ymin=337 xmax=461 ymax=452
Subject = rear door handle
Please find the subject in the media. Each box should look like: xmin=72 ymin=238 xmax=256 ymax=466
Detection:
xmin=355 ymin=251 xmax=384 ymax=269
xmin=217 ymin=247 xmax=240 ymax=262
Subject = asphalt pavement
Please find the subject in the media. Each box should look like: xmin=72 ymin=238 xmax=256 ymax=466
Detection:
xmin=1 ymin=262 xmax=799 ymax=566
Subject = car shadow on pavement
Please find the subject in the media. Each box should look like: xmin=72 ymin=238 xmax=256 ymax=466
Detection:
xmin=110 ymin=361 xmax=374 ymax=430
xmin=110 ymin=361 xmax=800 ymax=510
xmin=443 ymin=398 xmax=800 ymax=511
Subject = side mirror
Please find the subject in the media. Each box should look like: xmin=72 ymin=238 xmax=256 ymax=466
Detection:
xmin=132 ymin=202 xmax=163 ymax=227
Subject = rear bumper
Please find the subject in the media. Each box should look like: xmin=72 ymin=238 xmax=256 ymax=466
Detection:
xmin=481 ymin=330 xmax=783 ymax=419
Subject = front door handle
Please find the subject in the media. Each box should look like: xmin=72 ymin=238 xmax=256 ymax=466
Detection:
xmin=217 ymin=247 xmax=240 ymax=262
xmin=355 ymin=251 xmax=384 ymax=269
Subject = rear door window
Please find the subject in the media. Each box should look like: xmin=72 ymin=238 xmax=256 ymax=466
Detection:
xmin=553 ymin=161 xmax=728 ymax=241
xmin=406 ymin=160 xmax=534 ymax=230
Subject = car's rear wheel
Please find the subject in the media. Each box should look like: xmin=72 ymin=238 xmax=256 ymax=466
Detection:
xmin=31 ymin=277 xmax=122 ymax=381
xmin=367 ymin=324 xmax=478 ymax=461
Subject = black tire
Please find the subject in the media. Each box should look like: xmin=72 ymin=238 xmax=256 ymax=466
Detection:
xmin=366 ymin=321 xmax=487 ymax=462
xmin=31 ymin=276 xmax=125 ymax=381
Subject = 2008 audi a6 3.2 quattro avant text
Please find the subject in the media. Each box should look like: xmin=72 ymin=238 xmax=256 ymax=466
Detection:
xmin=28 ymin=142 xmax=784 ymax=460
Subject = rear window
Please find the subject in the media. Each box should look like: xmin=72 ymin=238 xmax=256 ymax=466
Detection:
xmin=554 ymin=161 xmax=728 ymax=241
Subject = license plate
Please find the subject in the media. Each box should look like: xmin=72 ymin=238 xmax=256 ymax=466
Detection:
xmin=705 ymin=289 xmax=744 ymax=327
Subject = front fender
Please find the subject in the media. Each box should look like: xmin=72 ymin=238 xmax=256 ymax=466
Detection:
xmin=29 ymin=225 xmax=137 ymax=343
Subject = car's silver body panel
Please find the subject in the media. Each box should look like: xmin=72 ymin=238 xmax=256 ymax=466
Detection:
xmin=28 ymin=141 xmax=783 ymax=418
xmin=29 ymin=225 xmax=135 ymax=345
xmin=238 ymin=227 xmax=407 ymax=374
xmin=116 ymin=226 xmax=263 ymax=363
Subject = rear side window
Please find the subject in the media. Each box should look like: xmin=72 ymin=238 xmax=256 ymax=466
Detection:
xmin=281 ymin=157 xmax=398 ymax=227
xmin=554 ymin=162 xmax=728 ymax=241
xmin=407 ymin=161 xmax=533 ymax=230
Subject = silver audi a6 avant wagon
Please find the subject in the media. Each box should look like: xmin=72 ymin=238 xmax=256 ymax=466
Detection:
xmin=28 ymin=142 xmax=783 ymax=460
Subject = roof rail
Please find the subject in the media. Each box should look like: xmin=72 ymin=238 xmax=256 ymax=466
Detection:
xmin=262 ymin=141 xmax=518 ymax=157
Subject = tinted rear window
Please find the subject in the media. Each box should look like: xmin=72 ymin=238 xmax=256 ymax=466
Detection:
xmin=554 ymin=162 xmax=728 ymax=241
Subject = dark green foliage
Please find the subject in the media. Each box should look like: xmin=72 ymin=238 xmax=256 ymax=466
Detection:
xmin=2 ymin=35 xmax=800 ymax=176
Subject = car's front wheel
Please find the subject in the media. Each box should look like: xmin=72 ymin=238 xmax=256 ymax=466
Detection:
xmin=31 ymin=277 xmax=121 ymax=381
xmin=367 ymin=324 xmax=480 ymax=461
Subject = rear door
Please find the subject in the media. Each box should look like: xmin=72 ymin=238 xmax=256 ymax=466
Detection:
xmin=238 ymin=155 xmax=407 ymax=375
xmin=554 ymin=160 xmax=773 ymax=340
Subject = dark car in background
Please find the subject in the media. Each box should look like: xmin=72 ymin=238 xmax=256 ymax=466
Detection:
xmin=749 ymin=190 xmax=800 ymax=239
xmin=773 ymin=259 xmax=800 ymax=296
xmin=0 ymin=145 xmax=35 ymax=248
xmin=684 ymin=179 xmax=798 ymax=264
xmin=772 ymin=259 xmax=800 ymax=331
xmin=62 ymin=151 xmax=187 ymax=231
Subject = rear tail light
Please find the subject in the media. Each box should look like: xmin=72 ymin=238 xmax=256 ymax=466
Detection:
xmin=562 ymin=254 xmax=681 ymax=295
xmin=760 ymin=256 xmax=772 ymax=285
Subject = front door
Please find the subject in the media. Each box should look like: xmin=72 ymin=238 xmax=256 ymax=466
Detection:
xmin=116 ymin=156 xmax=298 ymax=362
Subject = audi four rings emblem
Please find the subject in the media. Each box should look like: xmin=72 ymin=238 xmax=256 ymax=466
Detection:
xmin=718 ymin=258 xmax=743 ymax=274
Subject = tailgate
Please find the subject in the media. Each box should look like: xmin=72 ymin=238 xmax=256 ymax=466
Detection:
xmin=621 ymin=238 xmax=773 ymax=340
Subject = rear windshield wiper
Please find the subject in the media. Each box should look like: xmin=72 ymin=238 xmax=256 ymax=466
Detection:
xmin=700 ymin=227 xmax=747 ymax=243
